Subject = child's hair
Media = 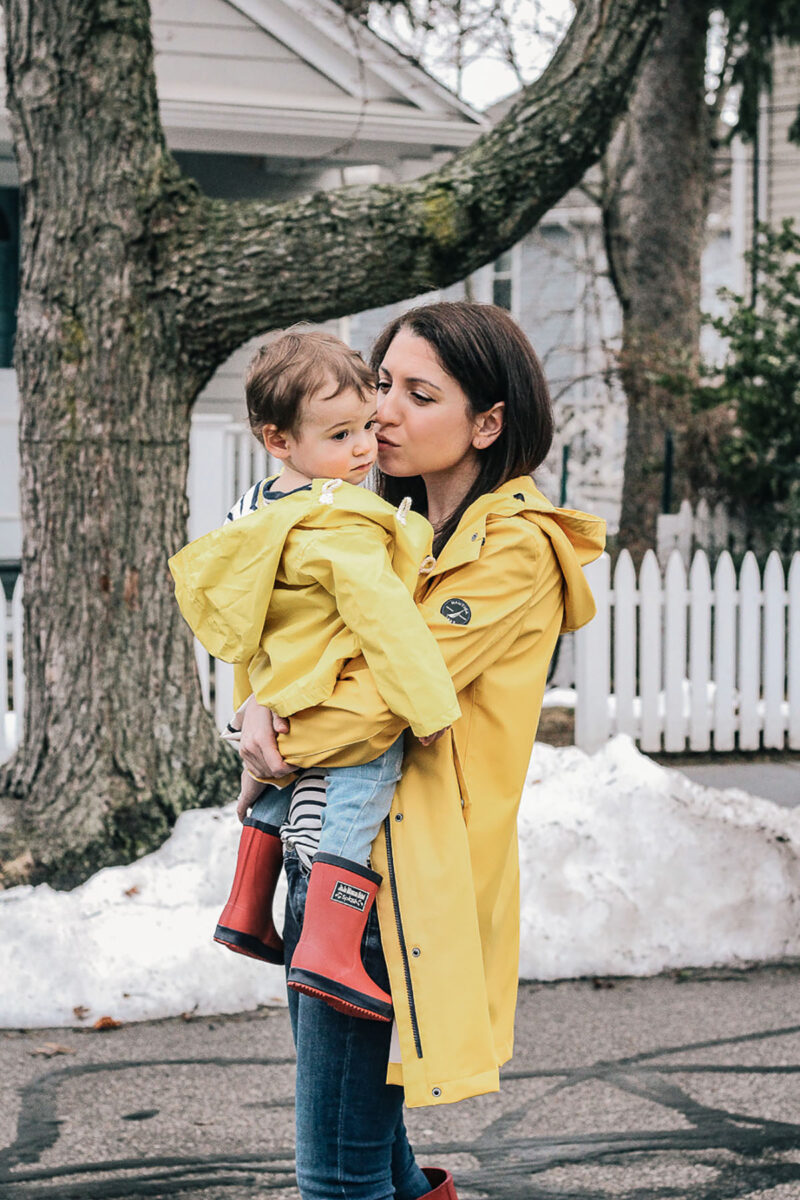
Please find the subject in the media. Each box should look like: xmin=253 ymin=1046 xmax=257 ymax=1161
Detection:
xmin=371 ymin=301 xmax=554 ymax=554
xmin=245 ymin=330 xmax=376 ymax=438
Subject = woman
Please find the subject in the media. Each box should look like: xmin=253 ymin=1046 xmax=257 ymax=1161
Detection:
xmin=240 ymin=302 xmax=606 ymax=1200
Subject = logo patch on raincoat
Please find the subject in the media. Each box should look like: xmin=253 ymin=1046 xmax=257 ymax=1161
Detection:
xmin=440 ymin=598 xmax=471 ymax=625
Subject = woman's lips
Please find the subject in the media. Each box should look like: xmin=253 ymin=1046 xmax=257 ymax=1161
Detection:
xmin=377 ymin=437 xmax=399 ymax=448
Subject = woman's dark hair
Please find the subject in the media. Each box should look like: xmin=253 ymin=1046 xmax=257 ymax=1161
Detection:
xmin=371 ymin=301 xmax=554 ymax=554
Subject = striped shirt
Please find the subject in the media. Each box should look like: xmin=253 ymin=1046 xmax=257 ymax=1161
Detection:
xmin=225 ymin=477 xmax=311 ymax=523
xmin=226 ymin=477 xmax=326 ymax=867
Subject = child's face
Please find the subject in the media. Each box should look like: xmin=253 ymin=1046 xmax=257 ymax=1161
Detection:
xmin=282 ymin=385 xmax=378 ymax=484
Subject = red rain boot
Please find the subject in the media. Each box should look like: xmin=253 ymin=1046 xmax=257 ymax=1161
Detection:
xmin=420 ymin=1168 xmax=458 ymax=1197
xmin=214 ymin=818 xmax=284 ymax=964
xmin=286 ymin=853 xmax=393 ymax=1022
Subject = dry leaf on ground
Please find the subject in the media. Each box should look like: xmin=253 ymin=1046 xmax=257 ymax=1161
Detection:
xmin=93 ymin=1015 xmax=123 ymax=1031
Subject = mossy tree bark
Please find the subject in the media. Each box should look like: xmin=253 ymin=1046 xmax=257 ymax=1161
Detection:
xmin=0 ymin=0 xmax=663 ymax=887
xmin=602 ymin=0 xmax=713 ymax=561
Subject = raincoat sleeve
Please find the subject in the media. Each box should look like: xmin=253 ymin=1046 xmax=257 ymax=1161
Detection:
xmin=298 ymin=532 xmax=461 ymax=738
xmin=280 ymin=520 xmax=545 ymax=769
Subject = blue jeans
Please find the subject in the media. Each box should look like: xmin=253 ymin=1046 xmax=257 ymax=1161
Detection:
xmin=283 ymin=848 xmax=431 ymax=1200
xmin=252 ymin=738 xmax=403 ymax=866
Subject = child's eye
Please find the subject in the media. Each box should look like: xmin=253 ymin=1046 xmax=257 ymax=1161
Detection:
xmin=331 ymin=430 xmax=349 ymax=441
xmin=364 ymin=420 xmax=377 ymax=431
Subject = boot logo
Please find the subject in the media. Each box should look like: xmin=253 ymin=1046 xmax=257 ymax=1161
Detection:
xmin=331 ymin=881 xmax=369 ymax=911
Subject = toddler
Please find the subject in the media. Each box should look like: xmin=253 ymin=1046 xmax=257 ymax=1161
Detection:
xmin=169 ymin=331 xmax=460 ymax=1021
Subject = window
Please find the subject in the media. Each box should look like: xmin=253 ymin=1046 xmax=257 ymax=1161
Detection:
xmin=492 ymin=249 xmax=514 ymax=312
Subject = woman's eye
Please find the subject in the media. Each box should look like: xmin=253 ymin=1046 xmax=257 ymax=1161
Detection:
xmin=412 ymin=392 xmax=433 ymax=404
xmin=376 ymin=380 xmax=389 ymax=393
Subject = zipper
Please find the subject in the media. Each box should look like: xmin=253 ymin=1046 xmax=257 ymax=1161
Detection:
xmin=383 ymin=816 xmax=423 ymax=1059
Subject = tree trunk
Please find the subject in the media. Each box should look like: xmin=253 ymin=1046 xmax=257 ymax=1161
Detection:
xmin=603 ymin=0 xmax=712 ymax=561
xmin=0 ymin=0 xmax=663 ymax=887
xmin=0 ymin=0 xmax=236 ymax=887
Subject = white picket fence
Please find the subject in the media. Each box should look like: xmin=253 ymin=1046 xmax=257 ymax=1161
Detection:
xmin=575 ymin=549 xmax=800 ymax=754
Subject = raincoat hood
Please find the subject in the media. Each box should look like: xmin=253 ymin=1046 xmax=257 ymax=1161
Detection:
xmin=169 ymin=478 xmax=432 ymax=665
xmin=431 ymin=478 xmax=606 ymax=631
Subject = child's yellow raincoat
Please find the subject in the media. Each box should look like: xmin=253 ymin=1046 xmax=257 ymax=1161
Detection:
xmin=168 ymin=478 xmax=461 ymax=738
xmin=273 ymin=478 xmax=607 ymax=1108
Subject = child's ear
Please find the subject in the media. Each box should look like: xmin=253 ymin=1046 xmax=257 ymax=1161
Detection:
xmin=261 ymin=425 xmax=291 ymax=460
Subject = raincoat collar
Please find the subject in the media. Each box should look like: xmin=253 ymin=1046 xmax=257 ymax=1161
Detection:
xmin=425 ymin=477 xmax=606 ymax=631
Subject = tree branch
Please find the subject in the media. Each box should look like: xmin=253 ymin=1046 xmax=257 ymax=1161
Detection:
xmin=164 ymin=0 xmax=665 ymax=368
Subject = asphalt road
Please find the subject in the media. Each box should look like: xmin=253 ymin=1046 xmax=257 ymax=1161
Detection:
xmin=2 ymin=965 xmax=800 ymax=1200
xmin=672 ymin=762 xmax=800 ymax=809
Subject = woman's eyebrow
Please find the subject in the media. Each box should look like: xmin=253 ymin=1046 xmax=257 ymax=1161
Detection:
xmin=378 ymin=366 xmax=442 ymax=392
xmin=406 ymin=376 xmax=442 ymax=392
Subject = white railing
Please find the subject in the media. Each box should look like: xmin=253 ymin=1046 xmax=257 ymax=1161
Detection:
xmin=575 ymin=549 xmax=800 ymax=754
xmin=1 ymin=572 xmax=23 ymax=761
xmin=188 ymin=414 xmax=276 ymax=542
xmin=188 ymin=417 xmax=269 ymax=728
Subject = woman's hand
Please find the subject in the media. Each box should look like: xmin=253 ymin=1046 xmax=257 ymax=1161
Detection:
xmin=417 ymin=725 xmax=449 ymax=747
xmin=239 ymin=696 xmax=294 ymax=780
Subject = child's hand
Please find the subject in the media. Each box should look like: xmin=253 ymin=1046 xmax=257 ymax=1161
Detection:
xmin=417 ymin=725 xmax=449 ymax=747
xmin=237 ymin=769 xmax=267 ymax=823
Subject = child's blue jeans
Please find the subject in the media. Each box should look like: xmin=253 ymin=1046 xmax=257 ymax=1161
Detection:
xmin=248 ymin=737 xmax=403 ymax=866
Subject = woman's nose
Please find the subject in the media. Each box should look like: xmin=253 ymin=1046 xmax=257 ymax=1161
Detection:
xmin=377 ymin=387 xmax=400 ymax=426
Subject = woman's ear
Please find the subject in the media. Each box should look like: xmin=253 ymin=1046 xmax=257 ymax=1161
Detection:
xmin=472 ymin=403 xmax=505 ymax=450
xmin=261 ymin=425 xmax=291 ymax=460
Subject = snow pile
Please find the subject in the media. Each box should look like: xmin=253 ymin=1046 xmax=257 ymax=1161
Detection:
xmin=1 ymin=736 xmax=799 ymax=1028
xmin=518 ymin=737 xmax=800 ymax=979
xmin=0 ymin=805 xmax=287 ymax=1028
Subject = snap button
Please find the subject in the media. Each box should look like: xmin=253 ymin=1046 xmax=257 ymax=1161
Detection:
xmin=514 ymin=492 xmax=525 ymax=501
xmin=471 ymin=532 xmax=478 ymax=541
xmin=395 ymin=813 xmax=404 ymax=822
xmin=411 ymin=946 xmax=421 ymax=958
xmin=432 ymin=1087 xmax=442 ymax=1098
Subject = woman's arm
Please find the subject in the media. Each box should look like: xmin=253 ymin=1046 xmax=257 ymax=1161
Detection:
xmin=266 ymin=519 xmax=546 ymax=772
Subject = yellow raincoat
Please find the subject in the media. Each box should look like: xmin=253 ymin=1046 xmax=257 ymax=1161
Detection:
xmin=168 ymin=478 xmax=461 ymax=738
xmin=273 ymin=477 xmax=606 ymax=1108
